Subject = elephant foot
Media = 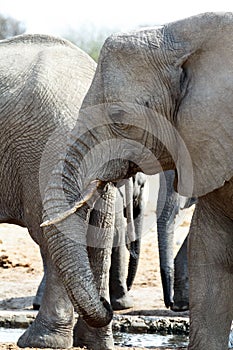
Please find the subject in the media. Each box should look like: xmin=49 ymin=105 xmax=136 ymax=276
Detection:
xmin=171 ymin=301 xmax=189 ymax=312
xmin=73 ymin=317 xmax=114 ymax=350
xmin=111 ymin=294 xmax=134 ymax=310
xmin=17 ymin=317 xmax=73 ymax=349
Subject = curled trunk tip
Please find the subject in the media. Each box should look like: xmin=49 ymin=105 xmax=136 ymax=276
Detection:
xmin=83 ymin=296 xmax=113 ymax=328
xmin=41 ymin=179 xmax=102 ymax=227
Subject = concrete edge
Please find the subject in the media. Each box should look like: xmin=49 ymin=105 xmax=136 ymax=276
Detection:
xmin=0 ymin=311 xmax=189 ymax=335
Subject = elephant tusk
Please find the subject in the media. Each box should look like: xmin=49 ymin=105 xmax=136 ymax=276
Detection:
xmin=40 ymin=180 xmax=102 ymax=227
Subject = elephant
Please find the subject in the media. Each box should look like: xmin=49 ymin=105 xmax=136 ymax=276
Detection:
xmin=33 ymin=174 xmax=147 ymax=312
xmin=0 ymin=33 xmax=120 ymax=349
xmin=44 ymin=12 xmax=233 ymax=350
xmin=34 ymin=168 xmax=193 ymax=313
xmin=109 ymin=172 xmax=147 ymax=309
xmin=157 ymin=169 xmax=196 ymax=311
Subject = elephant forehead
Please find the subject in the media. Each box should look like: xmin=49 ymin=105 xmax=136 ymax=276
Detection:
xmin=103 ymin=29 xmax=162 ymax=55
xmin=101 ymin=60 xmax=161 ymax=105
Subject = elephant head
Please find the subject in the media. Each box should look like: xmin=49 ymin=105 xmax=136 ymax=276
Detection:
xmin=42 ymin=12 xmax=233 ymax=327
xmin=55 ymin=12 xmax=233 ymax=200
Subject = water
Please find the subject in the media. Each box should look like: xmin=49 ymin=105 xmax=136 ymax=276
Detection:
xmin=0 ymin=327 xmax=25 ymax=342
xmin=0 ymin=328 xmax=187 ymax=347
xmin=115 ymin=332 xmax=188 ymax=348
xmin=2 ymin=328 xmax=233 ymax=348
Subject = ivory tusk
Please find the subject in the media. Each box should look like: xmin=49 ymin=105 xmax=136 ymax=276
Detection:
xmin=40 ymin=180 xmax=102 ymax=227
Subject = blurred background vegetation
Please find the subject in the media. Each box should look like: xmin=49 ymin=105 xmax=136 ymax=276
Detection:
xmin=64 ymin=25 xmax=115 ymax=62
xmin=0 ymin=13 xmax=26 ymax=39
xmin=0 ymin=13 xmax=115 ymax=62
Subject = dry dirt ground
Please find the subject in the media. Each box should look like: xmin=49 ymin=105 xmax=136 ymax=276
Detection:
xmin=0 ymin=187 xmax=193 ymax=350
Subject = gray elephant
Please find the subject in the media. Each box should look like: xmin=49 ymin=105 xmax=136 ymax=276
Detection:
xmin=157 ymin=169 xmax=196 ymax=311
xmin=34 ymin=168 xmax=194 ymax=314
xmin=46 ymin=12 xmax=233 ymax=350
xmin=0 ymin=34 xmax=117 ymax=349
xmin=110 ymin=173 xmax=147 ymax=309
xmin=33 ymin=175 xmax=146 ymax=312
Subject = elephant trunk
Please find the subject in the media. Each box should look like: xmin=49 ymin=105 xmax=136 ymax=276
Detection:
xmin=126 ymin=193 xmax=144 ymax=290
xmin=127 ymin=239 xmax=141 ymax=291
xmin=157 ymin=171 xmax=179 ymax=308
xmin=127 ymin=173 xmax=146 ymax=290
xmin=41 ymin=132 xmax=117 ymax=328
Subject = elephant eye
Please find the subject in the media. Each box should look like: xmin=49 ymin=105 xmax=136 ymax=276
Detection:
xmin=108 ymin=105 xmax=128 ymax=129
xmin=109 ymin=109 xmax=125 ymax=120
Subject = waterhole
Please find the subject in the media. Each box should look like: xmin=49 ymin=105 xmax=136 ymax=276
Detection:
xmin=0 ymin=327 xmax=188 ymax=348
xmin=0 ymin=327 xmax=25 ymax=342
xmin=114 ymin=332 xmax=188 ymax=348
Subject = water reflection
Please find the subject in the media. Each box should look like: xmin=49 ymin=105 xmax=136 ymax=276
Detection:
xmin=114 ymin=332 xmax=188 ymax=348
xmin=0 ymin=327 xmax=24 ymax=342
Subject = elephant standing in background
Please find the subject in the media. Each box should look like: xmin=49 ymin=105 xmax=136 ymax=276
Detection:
xmin=50 ymin=12 xmax=233 ymax=349
xmin=157 ymin=170 xmax=196 ymax=311
xmin=110 ymin=172 xmax=147 ymax=310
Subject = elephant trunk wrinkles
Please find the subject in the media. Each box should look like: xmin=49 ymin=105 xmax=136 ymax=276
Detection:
xmin=42 ymin=133 xmax=116 ymax=328
xmin=157 ymin=171 xmax=180 ymax=308
xmin=127 ymin=239 xmax=141 ymax=291
xmin=126 ymin=192 xmax=144 ymax=291
xmin=157 ymin=217 xmax=175 ymax=308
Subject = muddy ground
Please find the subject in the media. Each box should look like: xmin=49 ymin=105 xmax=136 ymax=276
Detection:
xmin=0 ymin=188 xmax=193 ymax=349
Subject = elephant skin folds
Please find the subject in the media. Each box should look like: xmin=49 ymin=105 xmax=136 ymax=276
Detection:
xmin=0 ymin=199 xmax=192 ymax=349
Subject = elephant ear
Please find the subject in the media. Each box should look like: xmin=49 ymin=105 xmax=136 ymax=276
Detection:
xmin=167 ymin=12 xmax=233 ymax=197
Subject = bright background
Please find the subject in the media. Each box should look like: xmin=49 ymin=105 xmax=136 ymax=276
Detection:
xmin=0 ymin=0 xmax=233 ymax=36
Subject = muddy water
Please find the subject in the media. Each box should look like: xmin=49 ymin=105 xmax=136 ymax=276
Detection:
xmin=114 ymin=332 xmax=188 ymax=348
xmin=0 ymin=328 xmax=188 ymax=348
xmin=0 ymin=327 xmax=25 ymax=342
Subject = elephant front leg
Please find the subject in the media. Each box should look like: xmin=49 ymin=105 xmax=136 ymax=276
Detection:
xmin=110 ymin=245 xmax=134 ymax=310
xmin=188 ymin=196 xmax=233 ymax=350
xmin=18 ymin=253 xmax=74 ymax=348
xmin=74 ymin=183 xmax=116 ymax=350
xmin=33 ymin=248 xmax=47 ymax=310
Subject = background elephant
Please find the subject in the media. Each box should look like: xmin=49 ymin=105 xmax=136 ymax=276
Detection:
xmin=55 ymin=12 xmax=233 ymax=350
xmin=157 ymin=169 xmax=196 ymax=311
xmin=0 ymin=34 xmax=117 ymax=350
xmin=110 ymin=172 xmax=147 ymax=310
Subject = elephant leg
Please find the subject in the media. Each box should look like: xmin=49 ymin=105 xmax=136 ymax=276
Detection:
xmin=172 ymin=236 xmax=189 ymax=311
xmin=127 ymin=174 xmax=146 ymax=291
xmin=110 ymin=244 xmax=133 ymax=310
xmin=109 ymin=186 xmax=133 ymax=310
xmin=18 ymin=253 xmax=74 ymax=348
xmin=74 ymin=183 xmax=116 ymax=350
xmin=188 ymin=196 xmax=233 ymax=350
xmin=33 ymin=248 xmax=47 ymax=310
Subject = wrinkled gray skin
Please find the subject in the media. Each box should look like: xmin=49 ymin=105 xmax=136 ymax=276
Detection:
xmin=62 ymin=13 xmax=233 ymax=350
xmin=33 ymin=175 xmax=147 ymax=312
xmin=110 ymin=173 xmax=147 ymax=310
xmin=0 ymin=34 xmax=117 ymax=349
xmin=157 ymin=170 xmax=196 ymax=311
